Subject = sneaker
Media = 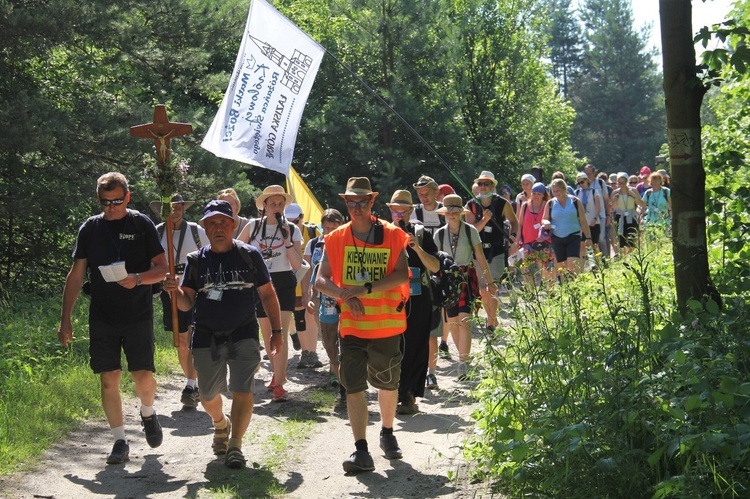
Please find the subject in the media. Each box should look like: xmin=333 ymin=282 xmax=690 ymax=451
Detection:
xmin=396 ymin=398 xmax=419 ymax=415
xmin=297 ymin=350 xmax=311 ymax=369
xmin=307 ymin=351 xmax=323 ymax=369
xmin=106 ymin=439 xmax=130 ymax=464
xmin=180 ymin=386 xmax=200 ymax=408
xmin=426 ymin=373 xmax=438 ymax=389
xmin=329 ymin=372 xmax=340 ymax=387
xmin=439 ymin=341 xmax=451 ymax=360
xmin=379 ymin=432 xmax=403 ymax=459
xmin=273 ymin=384 xmax=288 ymax=402
xmin=290 ymin=332 xmax=302 ymax=351
xmin=212 ymin=417 xmax=232 ymax=455
xmin=225 ymin=447 xmax=246 ymax=469
xmin=267 ymin=378 xmax=278 ymax=392
xmin=342 ymin=450 xmax=375 ymax=473
xmin=141 ymin=412 xmax=163 ymax=448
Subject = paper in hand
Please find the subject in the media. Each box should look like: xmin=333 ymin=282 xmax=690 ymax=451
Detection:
xmin=99 ymin=261 xmax=128 ymax=282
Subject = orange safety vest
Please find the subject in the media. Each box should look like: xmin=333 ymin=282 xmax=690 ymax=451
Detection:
xmin=325 ymin=220 xmax=409 ymax=339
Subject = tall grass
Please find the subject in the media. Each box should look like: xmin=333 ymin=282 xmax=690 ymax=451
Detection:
xmin=0 ymin=292 xmax=178 ymax=475
xmin=466 ymin=231 xmax=750 ymax=497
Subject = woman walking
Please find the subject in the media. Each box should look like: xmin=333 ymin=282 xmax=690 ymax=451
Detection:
xmin=542 ymin=179 xmax=592 ymax=278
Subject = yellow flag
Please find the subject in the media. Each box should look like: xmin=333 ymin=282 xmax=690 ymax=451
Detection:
xmin=286 ymin=167 xmax=324 ymax=227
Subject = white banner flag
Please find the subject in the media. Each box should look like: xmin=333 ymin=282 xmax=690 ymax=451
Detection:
xmin=201 ymin=0 xmax=324 ymax=175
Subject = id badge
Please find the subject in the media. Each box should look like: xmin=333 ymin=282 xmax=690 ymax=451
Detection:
xmin=484 ymin=225 xmax=493 ymax=233
xmin=533 ymin=223 xmax=541 ymax=230
xmin=323 ymin=306 xmax=337 ymax=315
xmin=207 ymin=288 xmax=223 ymax=301
xmin=355 ymin=271 xmax=370 ymax=282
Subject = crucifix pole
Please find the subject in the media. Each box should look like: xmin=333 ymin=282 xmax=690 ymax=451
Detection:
xmin=130 ymin=104 xmax=193 ymax=347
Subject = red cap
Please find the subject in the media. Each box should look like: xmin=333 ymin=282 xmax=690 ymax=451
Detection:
xmin=639 ymin=166 xmax=651 ymax=177
xmin=438 ymin=184 xmax=455 ymax=197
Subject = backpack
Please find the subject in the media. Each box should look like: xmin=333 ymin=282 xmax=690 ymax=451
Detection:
xmin=429 ymin=251 xmax=465 ymax=308
xmin=157 ymin=221 xmax=203 ymax=250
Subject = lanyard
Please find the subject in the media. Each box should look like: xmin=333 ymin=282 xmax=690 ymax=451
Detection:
xmin=351 ymin=224 xmax=374 ymax=274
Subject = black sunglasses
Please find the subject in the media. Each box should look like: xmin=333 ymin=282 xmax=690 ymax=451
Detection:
xmin=477 ymin=181 xmax=493 ymax=187
xmin=99 ymin=197 xmax=126 ymax=206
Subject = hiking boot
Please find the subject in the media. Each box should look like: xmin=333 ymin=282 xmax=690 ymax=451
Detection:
xmin=379 ymin=431 xmax=403 ymax=459
xmin=439 ymin=341 xmax=451 ymax=359
xmin=307 ymin=351 xmax=323 ymax=369
xmin=273 ymin=384 xmax=288 ymax=402
xmin=180 ymin=386 xmax=200 ymax=408
xmin=212 ymin=417 xmax=232 ymax=455
xmin=297 ymin=350 xmax=311 ymax=369
xmin=290 ymin=332 xmax=302 ymax=351
xmin=141 ymin=412 xmax=163 ymax=448
xmin=425 ymin=373 xmax=438 ymax=389
xmin=329 ymin=372 xmax=340 ymax=387
xmin=225 ymin=447 xmax=246 ymax=469
xmin=342 ymin=450 xmax=375 ymax=473
xmin=106 ymin=439 xmax=129 ymax=465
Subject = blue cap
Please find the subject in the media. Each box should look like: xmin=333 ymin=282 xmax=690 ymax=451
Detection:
xmin=531 ymin=182 xmax=547 ymax=194
xmin=200 ymin=200 xmax=234 ymax=226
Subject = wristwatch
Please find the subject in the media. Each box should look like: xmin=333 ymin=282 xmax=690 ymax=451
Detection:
xmin=135 ymin=273 xmax=142 ymax=286
xmin=364 ymin=282 xmax=373 ymax=294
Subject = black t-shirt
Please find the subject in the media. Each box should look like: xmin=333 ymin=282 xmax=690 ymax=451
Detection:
xmin=73 ymin=210 xmax=164 ymax=325
xmin=182 ymin=242 xmax=272 ymax=348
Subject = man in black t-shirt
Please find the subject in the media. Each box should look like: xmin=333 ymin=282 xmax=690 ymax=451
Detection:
xmin=58 ymin=172 xmax=168 ymax=466
xmin=164 ymin=200 xmax=282 ymax=469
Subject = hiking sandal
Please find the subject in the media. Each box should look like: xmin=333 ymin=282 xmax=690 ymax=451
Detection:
xmin=225 ymin=447 xmax=246 ymax=469
xmin=212 ymin=418 xmax=231 ymax=455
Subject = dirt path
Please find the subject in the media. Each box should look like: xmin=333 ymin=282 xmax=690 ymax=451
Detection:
xmin=1 ymin=335 xmax=492 ymax=498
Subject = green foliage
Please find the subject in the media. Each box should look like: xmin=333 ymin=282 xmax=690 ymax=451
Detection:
xmin=466 ymin=235 xmax=750 ymax=497
xmin=0 ymin=291 xmax=179 ymax=476
xmin=569 ymin=0 xmax=664 ymax=171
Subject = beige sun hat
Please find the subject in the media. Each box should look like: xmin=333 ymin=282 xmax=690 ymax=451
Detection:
xmin=255 ymin=185 xmax=293 ymax=210
xmin=339 ymin=177 xmax=378 ymax=198
xmin=473 ymin=170 xmax=498 ymax=186
xmin=386 ymin=190 xmax=414 ymax=209
xmin=149 ymin=194 xmax=195 ymax=218
xmin=435 ymin=194 xmax=470 ymax=215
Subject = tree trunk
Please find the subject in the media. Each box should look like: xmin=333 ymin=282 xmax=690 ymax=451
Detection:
xmin=659 ymin=0 xmax=721 ymax=314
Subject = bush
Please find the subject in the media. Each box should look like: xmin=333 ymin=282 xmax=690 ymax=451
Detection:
xmin=466 ymin=234 xmax=750 ymax=497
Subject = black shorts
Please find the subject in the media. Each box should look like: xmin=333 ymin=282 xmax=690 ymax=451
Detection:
xmin=589 ymin=224 xmax=601 ymax=245
xmin=89 ymin=318 xmax=155 ymax=373
xmin=256 ymin=270 xmax=296 ymax=317
xmin=160 ymin=292 xmax=192 ymax=333
xmin=551 ymin=232 xmax=582 ymax=261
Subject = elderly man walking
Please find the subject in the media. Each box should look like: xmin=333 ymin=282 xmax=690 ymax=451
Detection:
xmin=315 ymin=177 xmax=410 ymax=473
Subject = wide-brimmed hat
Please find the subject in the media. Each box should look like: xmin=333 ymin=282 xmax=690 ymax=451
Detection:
xmin=474 ymin=170 xmax=498 ymax=186
xmin=149 ymin=194 xmax=195 ymax=217
xmin=412 ymin=175 xmax=438 ymax=191
xmin=339 ymin=177 xmax=378 ymax=198
xmin=386 ymin=190 xmax=414 ymax=209
xmin=256 ymin=185 xmax=293 ymax=210
xmin=199 ymin=200 xmax=236 ymax=227
xmin=435 ymin=194 xmax=470 ymax=215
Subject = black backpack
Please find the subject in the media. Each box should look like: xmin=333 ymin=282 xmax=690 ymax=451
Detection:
xmin=429 ymin=251 xmax=465 ymax=308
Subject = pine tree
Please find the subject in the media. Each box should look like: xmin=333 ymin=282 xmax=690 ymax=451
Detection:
xmin=548 ymin=0 xmax=584 ymax=98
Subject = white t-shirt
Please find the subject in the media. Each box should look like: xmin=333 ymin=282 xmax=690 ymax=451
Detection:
xmin=410 ymin=203 xmax=444 ymax=236
xmin=247 ymin=218 xmax=303 ymax=273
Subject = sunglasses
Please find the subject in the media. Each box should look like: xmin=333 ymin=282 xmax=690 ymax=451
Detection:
xmin=578 ymin=181 xmax=586 ymax=185
xmin=345 ymin=200 xmax=369 ymax=209
xmin=390 ymin=210 xmax=409 ymax=218
xmin=99 ymin=197 xmax=126 ymax=206
xmin=477 ymin=181 xmax=493 ymax=187
xmin=629 ymin=181 xmax=638 ymax=185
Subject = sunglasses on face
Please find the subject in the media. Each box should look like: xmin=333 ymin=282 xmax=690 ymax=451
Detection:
xmin=346 ymin=200 xmax=369 ymax=209
xmin=390 ymin=210 xmax=409 ymax=218
xmin=578 ymin=181 xmax=586 ymax=185
xmin=99 ymin=197 xmax=126 ymax=206
xmin=629 ymin=181 xmax=638 ymax=185
xmin=477 ymin=181 xmax=493 ymax=187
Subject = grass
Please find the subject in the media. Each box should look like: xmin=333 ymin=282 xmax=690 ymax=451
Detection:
xmin=0 ymin=292 xmax=179 ymax=476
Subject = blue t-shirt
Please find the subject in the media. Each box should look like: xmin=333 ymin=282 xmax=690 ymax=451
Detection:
xmin=549 ymin=197 xmax=581 ymax=238
xmin=73 ymin=210 xmax=163 ymax=325
xmin=182 ymin=242 xmax=272 ymax=348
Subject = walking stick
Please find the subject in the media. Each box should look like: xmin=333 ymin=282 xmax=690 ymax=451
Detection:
xmin=130 ymin=105 xmax=193 ymax=347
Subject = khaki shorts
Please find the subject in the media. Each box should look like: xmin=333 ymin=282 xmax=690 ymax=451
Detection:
xmin=192 ymin=338 xmax=260 ymax=400
xmin=340 ymin=334 xmax=403 ymax=393
xmin=476 ymin=256 xmax=505 ymax=288
xmin=320 ymin=322 xmax=340 ymax=367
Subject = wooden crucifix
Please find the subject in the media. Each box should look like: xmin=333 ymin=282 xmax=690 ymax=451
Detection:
xmin=131 ymin=104 xmax=193 ymax=347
